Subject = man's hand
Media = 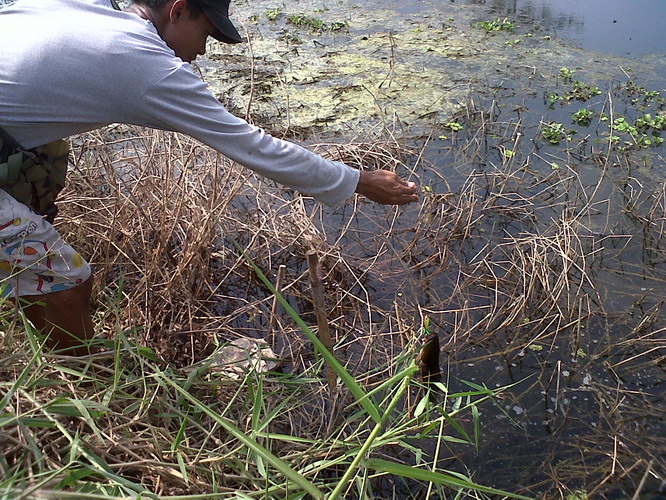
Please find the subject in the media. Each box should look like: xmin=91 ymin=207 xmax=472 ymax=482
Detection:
xmin=355 ymin=170 xmax=419 ymax=205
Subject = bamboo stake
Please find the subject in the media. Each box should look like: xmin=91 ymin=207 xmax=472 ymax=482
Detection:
xmin=306 ymin=250 xmax=337 ymax=391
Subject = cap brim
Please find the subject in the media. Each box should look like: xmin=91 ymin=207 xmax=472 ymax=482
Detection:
xmin=204 ymin=8 xmax=243 ymax=44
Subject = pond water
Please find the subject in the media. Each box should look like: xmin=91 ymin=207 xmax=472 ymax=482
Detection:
xmin=204 ymin=0 xmax=666 ymax=496
xmin=211 ymin=0 xmax=665 ymax=497
xmin=474 ymin=0 xmax=666 ymax=57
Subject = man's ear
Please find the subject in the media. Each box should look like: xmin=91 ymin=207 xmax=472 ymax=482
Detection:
xmin=167 ymin=0 xmax=188 ymax=22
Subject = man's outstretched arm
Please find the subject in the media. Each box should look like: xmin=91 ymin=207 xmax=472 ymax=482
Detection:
xmin=355 ymin=170 xmax=419 ymax=205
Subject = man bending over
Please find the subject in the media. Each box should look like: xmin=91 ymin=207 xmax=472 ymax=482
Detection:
xmin=0 ymin=0 xmax=418 ymax=353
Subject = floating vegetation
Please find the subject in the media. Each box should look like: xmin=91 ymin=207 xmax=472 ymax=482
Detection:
xmin=286 ymin=13 xmax=348 ymax=33
xmin=443 ymin=121 xmax=464 ymax=132
xmin=265 ymin=6 xmax=281 ymax=21
xmin=278 ymin=32 xmax=303 ymax=44
xmin=542 ymin=72 xmax=664 ymax=150
xmin=622 ymin=80 xmax=665 ymax=105
xmin=547 ymin=78 xmax=602 ymax=105
xmin=571 ymin=107 xmax=594 ymax=126
xmin=611 ymin=116 xmax=664 ymax=148
xmin=542 ymin=121 xmax=574 ymax=144
xmin=559 ymin=66 xmax=576 ymax=81
xmin=569 ymin=80 xmax=602 ymax=101
xmin=473 ymin=17 xmax=515 ymax=33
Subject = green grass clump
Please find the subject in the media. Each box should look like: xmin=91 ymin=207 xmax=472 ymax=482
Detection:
xmin=0 ymin=305 xmax=527 ymax=499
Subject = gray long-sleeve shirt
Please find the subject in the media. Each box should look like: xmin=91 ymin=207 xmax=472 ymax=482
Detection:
xmin=0 ymin=0 xmax=359 ymax=206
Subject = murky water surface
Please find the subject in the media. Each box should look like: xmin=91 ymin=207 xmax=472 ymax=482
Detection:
xmin=476 ymin=0 xmax=666 ymax=57
xmin=208 ymin=0 xmax=665 ymax=496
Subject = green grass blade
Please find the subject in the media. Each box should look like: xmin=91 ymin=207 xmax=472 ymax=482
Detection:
xmin=365 ymin=458 xmax=534 ymax=499
xmin=154 ymin=370 xmax=325 ymax=499
xmin=229 ymin=235 xmax=382 ymax=424
xmin=472 ymin=404 xmax=480 ymax=450
xmin=0 ymin=347 xmax=42 ymax=411
xmin=172 ymin=408 xmax=189 ymax=451
xmin=356 ymin=364 xmax=418 ymax=406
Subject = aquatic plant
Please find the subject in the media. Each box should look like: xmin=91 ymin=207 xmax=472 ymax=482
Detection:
xmin=298 ymin=15 xmax=323 ymax=31
xmin=572 ymin=108 xmax=594 ymax=126
xmin=546 ymin=80 xmax=602 ymax=107
xmin=279 ymin=33 xmax=303 ymax=44
xmin=547 ymin=92 xmax=563 ymax=108
xmin=286 ymin=14 xmax=348 ymax=33
xmin=443 ymin=121 xmax=464 ymax=132
xmin=566 ymin=492 xmax=590 ymax=500
xmin=502 ymin=148 xmax=515 ymax=159
xmin=542 ymin=122 xmax=574 ymax=144
xmin=559 ymin=67 xmax=576 ymax=81
xmin=287 ymin=14 xmax=325 ymax=31
xmin=570 ymin=80 xmax=602 ymax=101
xmin=265 ymin=7 xmax=281 ymax=21
xmin=473 ymin=17 xmax=514 ymax=33
xmin=635 ymin=113 xmax=665 ymax=132
xmin=328 ymin=21 xmax=348 ymax=32
xmin=612 ymin=116 xmax=664 ymax=148
xmin=622 ymin=80 xmax=665 ymax=105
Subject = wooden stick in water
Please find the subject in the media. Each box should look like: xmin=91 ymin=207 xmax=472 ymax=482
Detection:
xmin=306 ymin=250 xmax=337 ymax=391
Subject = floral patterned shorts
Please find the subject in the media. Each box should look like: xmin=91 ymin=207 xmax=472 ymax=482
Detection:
xmin=0 ymin=190 xmax=91 ymax=298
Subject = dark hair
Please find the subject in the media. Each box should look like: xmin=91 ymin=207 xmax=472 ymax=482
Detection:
xmin=131 ymin=0 xmax=203 ymax=17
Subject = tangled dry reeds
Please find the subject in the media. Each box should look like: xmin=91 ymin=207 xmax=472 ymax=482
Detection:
xmin=1 ymin=86 xmax=665 ymax=497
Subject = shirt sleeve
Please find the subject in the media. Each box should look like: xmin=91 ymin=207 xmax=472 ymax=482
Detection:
xmin=134 ymin=65 xmax=360 ymax=207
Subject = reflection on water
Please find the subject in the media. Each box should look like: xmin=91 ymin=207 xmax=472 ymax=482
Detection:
xmin=469 ymin=0 xmax=666 ymax=57
xmin=3 ymin=0 xmax=664 ymax=59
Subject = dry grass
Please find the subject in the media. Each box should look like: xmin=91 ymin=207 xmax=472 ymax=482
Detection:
xmin=1 ymin=85 xmax=665 ymax=498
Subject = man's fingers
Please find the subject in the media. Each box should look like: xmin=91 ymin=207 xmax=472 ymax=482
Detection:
xmin=399 ymin=191 xmax=419 ymax=204
xmin=392 ymin=180 xmax=419 ymax=205
xmin=396 ymin=179 xmax=418 ymax=197
xmin=355 ymin=169 xmax=420 ymax=205
xmin=386 ymin=174 xmax=418 ymax=204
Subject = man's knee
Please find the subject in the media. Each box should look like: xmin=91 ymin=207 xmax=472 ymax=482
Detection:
xmin=53 ymin=275 xmax=93 ymax=307
xmin=20 ymin=275 xmax=93 ymax=310
xmin=21 ymin=275 xmax=95 ymax=351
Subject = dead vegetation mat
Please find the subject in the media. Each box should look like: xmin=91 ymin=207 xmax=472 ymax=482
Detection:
xmin=0 ymin=115 xmax=665 ymax=498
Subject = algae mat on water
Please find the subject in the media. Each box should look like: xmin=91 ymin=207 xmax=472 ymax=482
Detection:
xmin=201 ymin=0 xmax=664 ymax=136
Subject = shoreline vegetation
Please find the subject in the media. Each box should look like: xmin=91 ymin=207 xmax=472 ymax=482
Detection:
xmin=1 ymin=126 xmax=533 ymax=499
xmin=2 ymin=82 xmax=664 ymax=495
xmin=2 ymin=1 xmax=666 ymax=498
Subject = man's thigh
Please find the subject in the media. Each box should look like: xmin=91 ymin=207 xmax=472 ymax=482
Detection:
xmin=0 ymin=190 xmax=91 ymax=298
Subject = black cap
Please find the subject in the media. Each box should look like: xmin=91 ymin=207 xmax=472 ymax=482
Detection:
xmin=191 ymin=0 xmax=242 ymax=44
